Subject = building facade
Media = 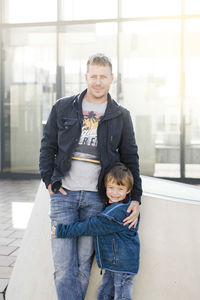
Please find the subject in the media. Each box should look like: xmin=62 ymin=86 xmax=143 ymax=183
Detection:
xmin=0 ymin=0 xmax=200 ymax=181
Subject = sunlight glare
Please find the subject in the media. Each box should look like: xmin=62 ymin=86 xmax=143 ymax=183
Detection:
xmin=12 ymin=202 xmax=34 ymax=229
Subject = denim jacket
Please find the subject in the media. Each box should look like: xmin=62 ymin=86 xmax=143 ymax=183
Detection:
xmin=56 ymin=201 xmax=140 ymax=274
xmin=39 ymin=89 xmax=142 ymax=203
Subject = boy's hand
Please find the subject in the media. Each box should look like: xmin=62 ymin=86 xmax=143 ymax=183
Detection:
xmin=52 ymin=221 xmax=58 ymax=238
xmin=123 ymin=201 xmax=140 ymax=229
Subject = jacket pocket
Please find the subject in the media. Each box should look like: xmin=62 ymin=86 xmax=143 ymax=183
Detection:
xmin=62 ymin=118 xmax=77 ymax=130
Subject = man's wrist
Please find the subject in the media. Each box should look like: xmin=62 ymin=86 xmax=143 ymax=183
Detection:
xmin=131 ymin=200 xmax=140 ymax=206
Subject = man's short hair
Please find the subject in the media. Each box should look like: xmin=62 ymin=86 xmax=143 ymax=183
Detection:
xmin=87 ymin=53 xmax=112 ymax=73
xmin=104 ymin=162 xmax=134 ymax=192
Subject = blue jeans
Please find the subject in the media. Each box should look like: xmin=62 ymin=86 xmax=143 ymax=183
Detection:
xmin=97 ymin=270 xmax=135 ymax=300
xmin=49 ymin=189 xmax=104 ymax=300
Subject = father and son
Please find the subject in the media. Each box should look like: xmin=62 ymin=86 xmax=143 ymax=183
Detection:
xmin=39 ymin=53 xmax=142 ymax=300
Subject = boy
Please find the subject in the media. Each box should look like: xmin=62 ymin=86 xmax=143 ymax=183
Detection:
xmin=52 ymin=163 xmax=140 ymax=300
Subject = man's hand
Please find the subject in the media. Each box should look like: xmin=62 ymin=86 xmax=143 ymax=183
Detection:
xmin=52 ymin=221 xmax=58 ymax=238
xmin=48 ymin=184 xmax=67 ymax=195
xmin=123 ymin=201 xmax=140 ymax=229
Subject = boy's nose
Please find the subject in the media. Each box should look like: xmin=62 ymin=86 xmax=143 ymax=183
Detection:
xmin=112 ymin=190 xmax=118 ymax=196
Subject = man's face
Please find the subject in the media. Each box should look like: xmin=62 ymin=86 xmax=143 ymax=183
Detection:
xmin=85 ymin=64 xmax=114 ymax=102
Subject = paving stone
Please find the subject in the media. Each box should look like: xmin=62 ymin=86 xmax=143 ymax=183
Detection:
xmin=0 ymin=213 xmax=8 ymax=217
xmin=0 ymin=231 xmax=14 ymax=238
xmin=8 ymin=239 xmax=22 ymax=247
xmin=0 ymin=239 xmax=15 ymax=247
xmin=0 ymin=179 xmax=40 ymax=283
xmin=0 ymin=246 xmax=18 ymax=256
xmin=10 ymin=261 xmax=15 ymax=267
xmin=8 ymin=248 xmax=19 ymax=257
xmin=0 ymin=279 xmax=9 ymax=293
xmin=8 ymin=231 xmax=25 ymax=239
xmin=0 ymin=256 xmax=16 ymax=267
xmin=0 ymin=217 xmax=11 ymax=223
xmin=0 ymin=225 xmax=11 ymax=231
xmin=0 ymin=293 xmax=4 ymax=300
xmin=0 ymin=267 xmax=13 ymax=279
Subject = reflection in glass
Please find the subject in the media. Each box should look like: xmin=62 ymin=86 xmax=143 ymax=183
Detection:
xmin=185 ymin=20 xmax=200 ymax=178
xmin=119 ymin=20 xmax=181 ymax=177
xmin=3 ymin=0 xmax=57 ymax=23
xmin=61 ymin=0 xmax=117 ymax=20
xmin=59 ymin=23 xmax=117 ymax=98
xmin=120 ymin=0 xmax=181 ymax=18
xmin=185 ymin=0 xmax=200 ymax=14
xmin=2 ymin=27 xmax=56 ymax=173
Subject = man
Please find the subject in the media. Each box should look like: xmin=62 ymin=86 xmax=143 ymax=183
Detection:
xmin=39 ymin=53 xmax=142 ymax=300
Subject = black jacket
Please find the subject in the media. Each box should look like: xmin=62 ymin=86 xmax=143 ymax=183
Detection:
xmin=39 ymin=89 xmax=142 ymax=203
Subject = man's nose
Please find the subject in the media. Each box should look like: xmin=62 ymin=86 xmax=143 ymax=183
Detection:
xmin=95 ymin=77 xmax=101 ymax=84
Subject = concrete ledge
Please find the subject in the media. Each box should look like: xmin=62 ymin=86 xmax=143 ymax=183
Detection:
xmin=6 ymin=181 xmax=200 ymax=300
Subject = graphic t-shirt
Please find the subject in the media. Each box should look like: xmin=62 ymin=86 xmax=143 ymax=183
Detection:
xmin=62 ymin=99 xmax=107 ymax=191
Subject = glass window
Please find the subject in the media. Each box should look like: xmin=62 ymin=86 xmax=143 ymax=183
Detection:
xmin=3 ymin=0 xmax=57 ymax=23
xmin=2 ymin=27 xmax=56 ymax=173
xmin=185 ymin=19 xmax=200 ymax=178
xmin=60 ymin=0 xmax=117 ymax=20
xmin=120 ymin=0 xmax=181 ymax=18
xmin=119 ymin=20 xmax=181 ymax=177
xmin=185 ymin=0 xmax=200 ymax=14
xmin=59 ymin=23 xmax=117 ymax=98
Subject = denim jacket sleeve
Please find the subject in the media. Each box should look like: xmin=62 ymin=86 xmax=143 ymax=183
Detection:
xmin=55 ymin=215 xmax=132 ymax=238
xmin=119 ymin=109 xmax=142 ymax=203
xmin=39 ymin=103 xmax=58 ymax=188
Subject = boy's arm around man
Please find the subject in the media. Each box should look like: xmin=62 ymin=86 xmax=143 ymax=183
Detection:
xmin=53 ymin=203 xmax=139 ymax=239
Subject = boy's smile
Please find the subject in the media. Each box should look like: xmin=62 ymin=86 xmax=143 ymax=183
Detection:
xmin=106 ymin=181 xmax=130 ymax=204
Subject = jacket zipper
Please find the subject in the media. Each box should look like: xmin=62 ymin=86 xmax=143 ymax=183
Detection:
xmin=112 ymin=239 xmax=116 ymax=264
xmin=97 ymin=236 xmax=103 ymax=275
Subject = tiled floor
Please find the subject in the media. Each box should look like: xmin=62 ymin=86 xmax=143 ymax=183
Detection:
xmin=0 ymin=179 xmax=40 ymax=297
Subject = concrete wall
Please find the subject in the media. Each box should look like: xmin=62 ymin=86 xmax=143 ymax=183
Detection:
xmin=6 ymin=182 xmax=200 ymax=300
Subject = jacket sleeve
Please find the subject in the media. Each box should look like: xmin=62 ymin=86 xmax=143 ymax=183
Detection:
xmin=55 ymin=216 xmax=131 ymax=238
xmin=39 ymin=103 xmax=58 ymax=188
xmin=119 ymin=109 xmax=142 ymax=203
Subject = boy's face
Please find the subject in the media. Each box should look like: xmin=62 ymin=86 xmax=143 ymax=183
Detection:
xmin=106 ymin=181 xmax=130 ymax=204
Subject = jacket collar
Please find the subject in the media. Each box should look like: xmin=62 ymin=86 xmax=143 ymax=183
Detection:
xmin=74 ymin=89 xmax=121 ymax=121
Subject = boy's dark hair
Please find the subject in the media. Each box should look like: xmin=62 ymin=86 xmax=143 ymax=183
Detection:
xmin=87 ymin=53 xmax=112 ymax=73
xmin=104 ymin=162 xmax=134 ymax=192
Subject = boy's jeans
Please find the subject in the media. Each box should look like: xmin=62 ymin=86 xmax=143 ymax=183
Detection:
xmin=97 ymin=270 xmax=135 ymax=300
xmin=49 ymin=189 xmax=104 ymax=300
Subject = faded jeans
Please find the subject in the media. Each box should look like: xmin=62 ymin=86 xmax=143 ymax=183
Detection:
xmin=97 ymin=270 xmax=135 ymax=300
xmin=49 ymin=189 xmax=104 ymax=300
